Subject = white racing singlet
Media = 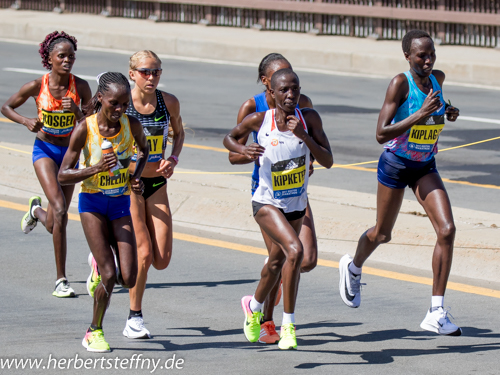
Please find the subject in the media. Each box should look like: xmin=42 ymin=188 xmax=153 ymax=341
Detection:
xmin=252 ymin=109 xmax=310 ymax=213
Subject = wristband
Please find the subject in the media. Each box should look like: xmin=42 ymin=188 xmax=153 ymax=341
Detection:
xmin=168 ymin=155 xmax=179 ymax=165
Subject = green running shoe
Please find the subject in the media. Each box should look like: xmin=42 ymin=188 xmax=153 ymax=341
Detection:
xmin=278 ymin=323 xmax=297 ymax=350
xmin=241 ymin=295 xmax=263 ymax=343
xmin=52 ymin=277 xmax=75 ymax=298
xmin=21 ymin=196 xmax=41 ymax=234
xmin=86 ymin=253 xmax=101 ymax=298
xmin=82 ymin=328 xmax=110 ymax=353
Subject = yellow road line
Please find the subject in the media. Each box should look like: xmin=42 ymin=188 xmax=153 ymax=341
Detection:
xmin=0 ymin=118 xmax=13 ymax=123
xmin=440 ymin=136 xmax=500 ymax=152
xmin=0 ymin=145 xmax=31 ymax=154
xmin=1 ymin=198 xmax=499 ymax=299
xmin=184 ymin=143 xmax=228 ymax=153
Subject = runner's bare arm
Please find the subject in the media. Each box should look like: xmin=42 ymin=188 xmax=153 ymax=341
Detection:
xmin=290 ymin=108 xmax=333 ymax=168
xmin=224 ymin=112 xmax=265 ymax=161
xmin=433 ymin=70 xmax=460 ymax=122
xmin=229 ymin=98 xmax=256 ymax=165
xmin=1 ymin=79 xmax=43 ymax=132
xmin=157 ymin=92 xmax=184 ymax=176
xmin=63 ymin=76 xmax=92 ymax=120
xmin=58 ymin=119 xmax=117 ymax=185
xmin=129 ymin=115 xmax=149 ymax=188
xmin=376 ymin=74 xmax=442 ymax=144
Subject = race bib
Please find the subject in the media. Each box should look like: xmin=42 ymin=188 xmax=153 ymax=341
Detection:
xmin=146 ymin=135 xmax=163 ymax=162
xmin=271 ymin=156 xmax=306 ymax=199
xmin=97 ymin=168 xmax=129 ymax=196
xmin=133 ymin=126 xmax=164 ymax=162
xmin=408 ymin=115 xmax=445 ymax=152
xmin=41 ymin=109 xmax=75 ymax=136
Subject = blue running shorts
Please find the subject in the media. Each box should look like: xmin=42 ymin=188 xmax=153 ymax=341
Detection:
xmin=377 ymin=149 xmax=438 ymax=189
xmin=32 ymin=138 xmax=79 ymax=168
xmin=78 ymin=192 xmax=131 ymax=221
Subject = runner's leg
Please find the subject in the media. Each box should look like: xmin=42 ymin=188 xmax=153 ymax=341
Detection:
xmin=412 ymin=173 xmax=455 ymax=296
xmin=33 ymin=158 xmax=74 ymax=280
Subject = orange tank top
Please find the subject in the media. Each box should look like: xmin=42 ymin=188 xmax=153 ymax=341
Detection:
xmin=36 ymin=73 xmax=80 ymax=137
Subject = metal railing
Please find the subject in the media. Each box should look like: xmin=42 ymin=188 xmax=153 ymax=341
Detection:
xmin=5 ymin=0 xmax=500 ymax=47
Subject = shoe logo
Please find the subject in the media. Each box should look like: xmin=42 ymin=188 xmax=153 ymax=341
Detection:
xmin=299 ymin=141 xmax=303 ymax=144
xmin=345 ymin=285 xmax=355 ymax=301
xmin=155 ymin=115 xmax=165 ymax=122
xmin=438 ymin=321 xmax=443 ymax=327
xmin=152 ymin=182 xmax=163 ymax=187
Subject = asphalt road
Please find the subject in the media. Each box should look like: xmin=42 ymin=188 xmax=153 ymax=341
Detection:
xmin=1 ymin=41 xmax=500 ymax=214
xmin=1 ymin=205 xmax=500 ymax=375
xmin=1 ymin=40 xmax=500 ymax=374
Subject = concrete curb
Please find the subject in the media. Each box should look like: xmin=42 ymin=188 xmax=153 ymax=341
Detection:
xmin=1 ymin=9 xmax=500 ymax=86
xmin=1 ymin=141 xmax=499 ymax=284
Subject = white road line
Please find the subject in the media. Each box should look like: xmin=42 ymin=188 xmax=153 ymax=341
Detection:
xmin=2 ymin=67 xmax=165 ymax=88
xmin=3 ymin=67 xmax=97 ymax=81
xmin=458 ymin=115 xmax=500 ymax=125
xmin=2 ymin=37 xmax=500 ymax=91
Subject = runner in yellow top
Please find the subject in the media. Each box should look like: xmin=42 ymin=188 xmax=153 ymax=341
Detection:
xmin=59 ymin=72 xmax=149 ymax=352
xmin=1 ymin=31 xmax=91 ymax=297
xmin=122 ymin=50 xmax=185 ymax=339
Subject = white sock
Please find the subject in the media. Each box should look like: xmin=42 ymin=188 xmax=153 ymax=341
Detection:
xmin=282 ymin=312 xmax=295 ymax=325
xmin=249 ymin=295 xmax=263 ymax=313
xmin=349 ymin=262 xmax=362 ymax=275
xmin=431 ymin=296 xmax=444 ymax=309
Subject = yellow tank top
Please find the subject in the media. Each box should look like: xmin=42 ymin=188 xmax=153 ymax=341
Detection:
xmin=81 ymin=113 xmax=134 ymax=196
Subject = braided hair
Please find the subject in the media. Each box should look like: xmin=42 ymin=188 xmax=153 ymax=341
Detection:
xmin=257 ymin=53 xmax=291 ymax=83
xmin=402 ymin=30 xmax=432 ymax=55
xmin=39 ymin=31 xmax=77 ymax=70
xmin=84 ymin=72 xmax=131 ymax=115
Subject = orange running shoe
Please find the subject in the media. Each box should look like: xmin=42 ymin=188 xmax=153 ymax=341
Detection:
xmin=258 ymin=321 xmax=280 ymax=344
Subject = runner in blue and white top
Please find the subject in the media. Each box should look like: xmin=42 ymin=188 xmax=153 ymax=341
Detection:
xmin=227 ymin=53 xmax=318 ymax=345
xmin=224 ymin=68 xmax=333 ymax=350
xmin=337 ymin=30 xmax=462 ymax=337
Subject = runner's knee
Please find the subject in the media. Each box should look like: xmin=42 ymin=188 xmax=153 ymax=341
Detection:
xmin=300 ymin=255 xmax=317 ymax=273
xmin=437 ymin=222 xmax=456 ymax=244
xmin=286 ymin=241 xmax=304 ymax=269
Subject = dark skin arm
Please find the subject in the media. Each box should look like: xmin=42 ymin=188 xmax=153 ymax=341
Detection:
xmin=223 ymin=112 xmax=266 ymax=160
xmin=228 ymin=94 xmax=313 ymax=165
xmin=1 ymin=78 xmax=44 ymax=132
xmin=66 ymin=77 xmax=92 ymax=119
xmin=58 ymin=116 xmax=149 ymax=194
xmin=376 ymin=70 xmax=459 ymax=144
xmin=128 ymin=116 xmax=149 ymax=193
xmin=287 ymin=108 xmax=333 ymax=168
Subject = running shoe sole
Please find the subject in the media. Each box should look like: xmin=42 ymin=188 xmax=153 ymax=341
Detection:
xmin=82 ymin=338 xmax=111 ymax=353
xmin=339 ymin=254 xmax=359 ymax=308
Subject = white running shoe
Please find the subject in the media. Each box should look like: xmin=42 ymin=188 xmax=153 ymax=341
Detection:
xmin=52 ymin=277 xmax=75 ymax=298
xmin=339 ymin=254 xmax=362 ymax=308
xmin=21 ymin=196 xmax=41 ymax=234
xmin=420 ymin=307 xmax=462 ymax=336
xmin=123 ymin=316 xmax=151 ymax=339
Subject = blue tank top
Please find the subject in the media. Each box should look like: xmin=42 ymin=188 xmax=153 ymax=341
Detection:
xmin=385 ymin=71 xmax=445 ymax=162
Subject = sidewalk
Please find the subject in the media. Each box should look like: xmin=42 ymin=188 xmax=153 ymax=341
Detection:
xmin=1 ymin=9 xmax=500 ymax=86
xmin=1 ymin=140 xmax=499 ymax=284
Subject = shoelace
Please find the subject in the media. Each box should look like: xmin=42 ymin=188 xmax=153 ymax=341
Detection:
xmin=282 ymin=324 xmax=295 ymax=338
xmin=93 ymin=330 xmax=106 ymax=344
xmin=349 ymin=273 xmax=366 ymax=294
xmin=250 ymin=312 xmax=264 ymax=327
xmin=441 ymin=307 xmax=456 ymax=323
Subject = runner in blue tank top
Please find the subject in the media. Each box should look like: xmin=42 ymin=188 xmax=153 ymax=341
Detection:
xmin=338 ymin=30 xmax=462 ymax=336
xmin=228 ymin=53 xmax=317 ymax=345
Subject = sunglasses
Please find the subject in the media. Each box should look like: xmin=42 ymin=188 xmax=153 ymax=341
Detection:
xmin=134 ymin=68 xmax=162 ymax=78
